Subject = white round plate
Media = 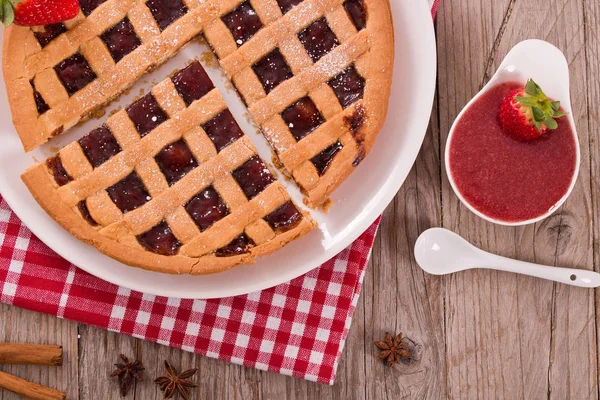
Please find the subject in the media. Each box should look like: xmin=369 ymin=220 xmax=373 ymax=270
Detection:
xmin=0 ymin=0 xmax=436 ymax=299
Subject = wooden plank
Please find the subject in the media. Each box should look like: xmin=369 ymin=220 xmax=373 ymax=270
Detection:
xmin=134 ymin=337 xmax=199 ymax=400
xmin=361 ymin=87 xmax=445 ymax=399
xmin=0 ymin=305 xmax=78 ymax=400
xmin=531 ymin=1 xmax=598 ymax=398
xmin=77 ymin=325 xmax=138 ymax=399
xmin=437 ymin=2 xmax=544 ymax=398
xmin=438 ymin=0 xmax=596 ymax=399
xmin=482 ymin=1 xmax=597 ymax=399
xmin=584 ymin=0 xmax=600 ymax=398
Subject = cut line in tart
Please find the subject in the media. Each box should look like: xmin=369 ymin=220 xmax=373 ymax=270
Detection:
xmin=7 ymin=0 xmax=395 ymax=274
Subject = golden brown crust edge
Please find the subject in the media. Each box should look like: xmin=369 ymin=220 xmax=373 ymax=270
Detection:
xmin=304 ymin=0 xmax=394 ymax=207
xmin=22 ymin=164 xmax=315 ymax=275
xmin=361 ymin=0 xmax=394 ymax=153
xmin=2 ymin=27 xmax=40 ymax=152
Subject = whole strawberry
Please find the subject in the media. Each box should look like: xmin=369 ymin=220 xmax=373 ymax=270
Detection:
xmin=0 ymin=0 xmax=79 ymax=27
xmin=499 ymin=79 xmax=566 ymax=141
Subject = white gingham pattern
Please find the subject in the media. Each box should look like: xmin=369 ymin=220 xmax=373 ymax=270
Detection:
xmin=0 ymin=1 xmax=437 ymax=384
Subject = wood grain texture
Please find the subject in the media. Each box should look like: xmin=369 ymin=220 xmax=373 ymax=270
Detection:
xmin=587 ymin=0 xmax=600 ymax=397
xmin=0 ymin=304 xmax=77 ymax=400
xmin=438 ymin=0 xmax=597 ymax=399
xmin=1 ymin=1 xmax=599 ymax=399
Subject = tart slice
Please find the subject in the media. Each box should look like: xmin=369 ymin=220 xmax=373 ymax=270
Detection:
xmin=203 ymin=0 xmax=394 ymax=206
xmin=4 ymin=0 xmax=219 ymax=151
xmin=22 ymin=60 xmax=315 ymax=275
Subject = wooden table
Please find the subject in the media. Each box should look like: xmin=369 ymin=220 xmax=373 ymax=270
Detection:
xmin=2 ymin=0 xmax=598 ymax=398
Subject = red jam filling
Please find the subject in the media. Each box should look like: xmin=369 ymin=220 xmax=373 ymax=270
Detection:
xmin=252 ymin=49 xmax=293 ymax=94
xmin=185 ymin=186 xmax=229 ymax=232
xmin=137 ymin=221 xmax=181 ymax=256
xmin=172 ymin=61 xmax=214 ymax=106
xmin=78 ymin=125 xmax=121 ymax=168
xmin=155 ymin=139 xmax=198 ymax=186
xmin=312 ymin=141 xmax=343 ymax=176
xmin=281 ymin=97 xmax=324 ymax=141
xmin=232 ymin=156 xmax=275 ymax=200
xmin=34 ymin=23 xmax=67 ymax=48
xmin=126 ymin=94 xmax=168 ymax=137
xmin=54 ymin=53 xmax=97 ymax=96
xmin=277 ymin=0 xmax=304 ymax=14
xmin=100 ymin=18 xmax=142 ymax=63
xmin=107 ymin=171 xmax=151 ymax=213
xmin=146 ymin=0 xmax=188 ymax=31
xmin=328 ymin=65 xmax=365 ymax=109
xmin=79 ymin=0 xmax=108 ymax=16
xmin=265 ymin=201 xmax=302 ymax=232
xmin=202 ymin=110 xmax=244 ymax=152
xmin=221 ymin=1 xmax=263 ymax=46
xmin=216 ymin=234 xmax=254 ymax=257
xmin=31 ymin=81 xmax=50 ymax=115
xmin=343 ymin=0 xmax=367 ymax=31
xmin=298 ymin=18 xmax=339 ymax=63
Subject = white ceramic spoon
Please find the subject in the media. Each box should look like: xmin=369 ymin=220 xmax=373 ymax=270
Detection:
xmin=414 ymin=228 xmax=600 ymax=288
xmin=445 ymin=39 xmax=581 ymax=226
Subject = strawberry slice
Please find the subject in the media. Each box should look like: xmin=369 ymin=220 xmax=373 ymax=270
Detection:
xmin=499 ymin=79 xmax=566 ymax=141
xmin=0 ymin=0 xmax=80 ymax=27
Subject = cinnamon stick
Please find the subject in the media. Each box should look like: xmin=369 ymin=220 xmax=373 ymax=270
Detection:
xmin=0 ymin=371 xmax=66 ymax=400
xmin=0 ymin=343 xmax=63 ymax=366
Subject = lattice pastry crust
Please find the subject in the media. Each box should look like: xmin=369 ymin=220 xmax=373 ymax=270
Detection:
xmin=205 ymin=0 xmax=394 ymax=207
xmin=10 ymin=0 xmax=393 ymax=273
xmin=5 ymin=0 xmax=393 ymax=207
xmin=4 ymin=0 xmax=223 ymax=151
xmin=22 ymin=60 xmax=315 ymax=274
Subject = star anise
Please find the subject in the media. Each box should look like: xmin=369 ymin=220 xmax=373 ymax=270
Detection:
xmin=375 ymin=332 xmax=414 ymax=367
xmin=110 ymin=354 xmax=144 ymax=396
xmin=154 ymin=360 xmax=198 ymax=399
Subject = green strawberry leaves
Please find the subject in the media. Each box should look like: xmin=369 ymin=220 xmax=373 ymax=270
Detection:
xmin=525 ymin=79 xmax=539 ymax=96
xmin=551 ymin=100 xmax=567 ymax=118
xmin=515 ymin=79 xmax=567 ymax=132
xmin=544 ymin=117 xmax=558 ymax=130
xmin=0 ymin=0 xmax=21 ymax=27
xmin=515 ymin=96 xmax=536 ymax=107
xmin=532 ymin=106 xmax=545 ymax=122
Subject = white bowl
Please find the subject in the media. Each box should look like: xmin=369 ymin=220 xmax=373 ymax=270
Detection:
xmin=445 ymin=40 xmax=581 ymax=227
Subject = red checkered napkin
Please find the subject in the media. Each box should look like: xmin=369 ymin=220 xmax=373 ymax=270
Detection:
xmin=0 ymin=2 xmax=437 ymax=385
xmin=431 ymin=0 xmax=439 ymax=15
xmin=0 ymin=194 xmax=378 ymax=384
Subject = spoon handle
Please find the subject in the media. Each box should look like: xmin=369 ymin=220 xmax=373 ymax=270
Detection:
xmin=483 ymin=254 xmax=600 ymax=288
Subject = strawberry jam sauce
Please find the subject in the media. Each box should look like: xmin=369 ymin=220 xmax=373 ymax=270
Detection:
xmin=448 ymin=82 xmax=578 ymax=223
